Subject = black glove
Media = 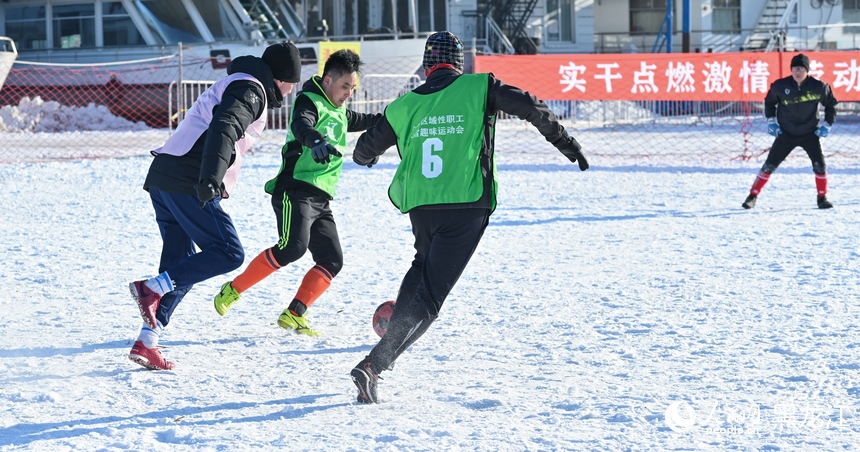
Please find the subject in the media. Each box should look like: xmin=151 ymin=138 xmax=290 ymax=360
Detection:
xmin=195 ymin=178 xmax=221 ymax=208
xmin=560 ymin=137 xmax=589 ymax=171
xmin=310 ymin=139 xmax=342 ymax=164
xmin=353 ymin=151 xmax=378 ymax=168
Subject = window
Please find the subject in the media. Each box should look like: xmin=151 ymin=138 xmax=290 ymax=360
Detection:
xmin=712 ymin=0 xmax=741 ymax=34
xmin=5 ymin=6 xmax=47 ymax=50
xmin=380 ymin=0 xmax=427 ymax=33
xmin=396 ymin=0 xmax=411 ymax=32
xmin=846 ymin=0 xmax=860 ymax=33
xmin=358 ymin=0 xmax=369 ymax=35
xmin=345 ymin=0 xmax=357 ymax=35
xmin=434 ymin=0 xmax=447 ymax=31
xmin=322 ymin=0 xmax=336 ymax=35
xmin=103 ymin=2 xmax=145 ymax=46
xmin=630 ymin=0 xmax=671 ymax=34
xmin=52 ymin=4 xmax=95 ymax=49
xmin=307 ymin=0 xmax=336 ymax=37
xmin=547 ymin=0 xmax=574 ymax=43
xmin=418 ymin=0 xmax=432 ymax=32
xmin=417 ymin=0 xmax=447 ymax=32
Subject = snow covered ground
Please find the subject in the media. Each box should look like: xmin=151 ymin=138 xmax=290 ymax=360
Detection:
xmin=2 ymin=137 xmax=860 ymax=451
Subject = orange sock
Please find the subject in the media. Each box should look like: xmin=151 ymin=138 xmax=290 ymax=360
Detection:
xmin=232 ymin=249 xmax=281 ymax=293
xmin=290 ymin=265 xmax=333 ymax=315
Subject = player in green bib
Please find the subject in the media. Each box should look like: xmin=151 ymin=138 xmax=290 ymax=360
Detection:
xmin=213 ymin=49 xmax=382 ymax=336
xmin=349 ymin=31 xmax=589 ymax=404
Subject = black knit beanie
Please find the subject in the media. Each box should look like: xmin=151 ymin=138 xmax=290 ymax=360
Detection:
xmin=262 ymin=42 xmax=302 ymax=83
xmin=423 ymin=31 xmax=464 ymax=72
xmin=790 ymin=54 xmax=810 ymax=71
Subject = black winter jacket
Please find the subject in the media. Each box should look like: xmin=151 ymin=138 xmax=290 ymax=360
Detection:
xmin=353 ymin=68 xmax=582 ymax=210
xmin=271 ymin=75 xmax=382 ymax=198
xmin=144 ymin=55 xmax=282 ymax=196
xmin=764 ymin=75 xmax=838 ymax=137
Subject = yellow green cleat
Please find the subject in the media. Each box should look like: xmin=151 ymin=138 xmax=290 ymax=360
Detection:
xmin=214 ymin=281 xmax=240 ymax=316
xmin=277 ymin=309 xmax=320 ymax=337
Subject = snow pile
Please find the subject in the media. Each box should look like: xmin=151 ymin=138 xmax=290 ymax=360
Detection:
xmin=0 ymin=96 xmax=149 ymax=132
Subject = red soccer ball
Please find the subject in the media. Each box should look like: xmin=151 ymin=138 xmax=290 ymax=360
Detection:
xmin=372 ymin=300 xmax=396 ymax=338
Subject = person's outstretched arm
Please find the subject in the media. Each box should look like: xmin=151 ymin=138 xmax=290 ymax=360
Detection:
xmin=346 ymin=110 xmax=384 ymax=132
xmin=353 ymin=114 xmax=396 ymax=168
xmin=487 ymin=75 xmax=588 ymax=170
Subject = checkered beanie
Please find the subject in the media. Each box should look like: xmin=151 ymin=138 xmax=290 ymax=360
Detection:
xmin=423 ymin=31 xmax=464 ymax=72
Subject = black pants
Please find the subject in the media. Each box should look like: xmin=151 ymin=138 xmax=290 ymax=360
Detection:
xmin=367 ymin=207 xmax=490 ymax=372
xmin=268 ymin=188 xmax=343 ymax=277
xmin=763 ymin=133 xmax=826 ymax=174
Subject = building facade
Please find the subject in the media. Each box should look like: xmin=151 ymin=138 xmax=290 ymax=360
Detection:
xmin=0 ymin=0 xmax=855 ymax=61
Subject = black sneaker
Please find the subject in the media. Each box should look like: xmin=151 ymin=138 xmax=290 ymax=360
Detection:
xmin=742 ymin=194 xmax=757 ymax=209
xmin=818 ymin=195 xmax=833 ymax=209
xmin=351 ymin=359 xmax=379 ymax=404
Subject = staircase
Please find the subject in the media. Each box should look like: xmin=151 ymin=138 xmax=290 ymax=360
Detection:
xmin=487 ymin=0 xmax=540 ymax=54
xmin=485 ymin=15 xmax=516 ymax=55
xmin=238 ymin=0 xmax=305 ymax=41
xmin=743 ymin=0 xmax=797 ymax=51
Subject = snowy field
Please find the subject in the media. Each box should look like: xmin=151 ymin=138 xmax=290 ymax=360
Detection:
xmin=2 ymin=136 xmax=860 ymax=451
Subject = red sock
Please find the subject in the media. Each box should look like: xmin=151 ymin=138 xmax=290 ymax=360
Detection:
xmin=750 ymin=171 xmax=770 ymax=195
xmin=232 ymin=249 xmax=280 ymax=293
xmin=815 ymin=173 xmax=827 ymax=196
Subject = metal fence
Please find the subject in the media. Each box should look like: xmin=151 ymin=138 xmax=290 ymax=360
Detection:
xmin=595 ymin=25 xmax=860 ymax=54
xmin=1 ymin=53 xmax=858 ymax=165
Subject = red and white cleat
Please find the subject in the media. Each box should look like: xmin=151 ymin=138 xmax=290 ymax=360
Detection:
xmin=128 ymin=341 xmax=175 ymax=370
xmin=129 ymin=280 xmax=161 ymax=329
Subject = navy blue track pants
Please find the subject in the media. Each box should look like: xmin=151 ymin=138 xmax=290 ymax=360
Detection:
xmin=148 ymin=189 xmax=244 ymax=326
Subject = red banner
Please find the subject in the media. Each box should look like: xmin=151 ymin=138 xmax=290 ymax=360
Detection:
xmin=475 ymin=51 xmax=860 ymax=102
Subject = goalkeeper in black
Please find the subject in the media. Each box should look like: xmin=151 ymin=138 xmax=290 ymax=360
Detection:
xmin=348 ymin=31 xmax=589 ymax=403
xmin=742 ymin=53 xmax=838 ymax=210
